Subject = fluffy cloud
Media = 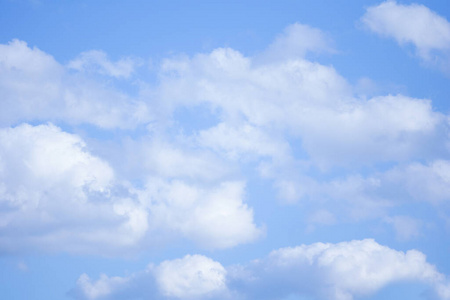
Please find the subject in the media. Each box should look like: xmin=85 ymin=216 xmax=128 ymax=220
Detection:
xmin=0 ymin=39 xmax=150 ymax=128
xmin=229 ymin=239 xmax=449 ymax=300
xmin=155 ymin=255 xmax=227 ymax=299
xmin=70 ymin=239 xmax=450 ymax=300
xmin=71 ymin=254 xmax=228 ymax=300
xmin=0 ymin=123 xmax=149 ymax=254
xmin=151 ymin=22 xmax=450 ymax=217
xmin=0 ymin=123 xmax=261 ymax=254
xmin=138 ymin=179 xmax=262 ymax=249
xmin=362 ymin=1 xmax=450 ymax=66
xmin=158 ymin=43 xmax=446 ymax=169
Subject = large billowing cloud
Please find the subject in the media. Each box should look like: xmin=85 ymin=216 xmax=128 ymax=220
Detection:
xmin=70 ymin=239 xmax=450 ymax=300
xmin=361 ymin=1 xmax=450 ymax=69
xmin=0 ymin=123 xmax=261 ymax=254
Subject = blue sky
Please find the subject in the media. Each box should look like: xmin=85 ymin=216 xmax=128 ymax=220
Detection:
xmin=1 ymin=0 xmax=450 ymax=299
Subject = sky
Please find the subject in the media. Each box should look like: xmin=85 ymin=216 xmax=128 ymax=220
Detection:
xmin=1 ymin=0 xmax=450 ymax=299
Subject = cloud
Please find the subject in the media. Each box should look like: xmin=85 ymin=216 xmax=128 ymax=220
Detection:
xmin=384 ymin=215 xmax=423 ymax=241
xmin=155 ymin=255 xmax=227 ymax=299
xmin=152 ymin=23 xmax=449 ymax=209
xmin=71 ymin=254 xmax=228 ymax=300
xmin=362 ymin=1 xmax=450 ymax=68
xmin=0 ymin=39 xmax=150 ymax=128
xmin=73 ymin=273 xmax=131 ymax=300
xmin=0 ymin=123 xmax=148 ymax=254
xmin=119 ymin=135 xmax=231 ymax=182
xmin=197 ymin=122 xmax=291 ymax=162
xmin=260 ymin=23 xmax=334 ymax=62
xmin=0 ymin=123 xmax=261 ymax=254
xmin=158 ymin=42 xmax=446 ymax=169
xmin=70 ymin=239 xmax=450 ymax=300
xmin=68 ymin=50 xmax=142 ymax=79
xmin=231 ymin=239 xmax=449 ymax=300
xmin=273 ymin=158 xmax=450 ymax=231
xmin=1 ymin=21 xmax=449 ymax=259
xmin=137 ymin=179 xmax=262 ymax=249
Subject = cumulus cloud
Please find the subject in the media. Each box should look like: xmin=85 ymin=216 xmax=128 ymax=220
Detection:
xmin=0 ymin=39 xmax=150 ymax=128
xmin=137 ymin=179 xmax=262 ymax=249
xmin=362 ymin=1 xmax=450 ymax=68
xmin=158 ymin=43 xmax=446 ymax=170
xmin=155 ymin=255 xmax=227 ymax=299
xmin=0 ymin=123 xmax=148 ymax=254
xmin=0 ymin=123 xmax=261 ymax=254
xmin=229 ymin=239 xmax=449 ymax=300
xmin=70 ymin=239 xmax=450 ymax=300
xmin=71 ymin=254 xmax=228 ymax=300
xmin=150 ymin=22 xmax=450 ymax=213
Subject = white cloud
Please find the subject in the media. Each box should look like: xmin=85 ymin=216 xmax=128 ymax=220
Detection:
xmin=72 ymin=254 xmax=228 ymax=300
xmin=362 ymin=1 xmax=450 ymax=65
xmin=74 ymin=273 xmax=130 ymax=300
xmin=387 ymin=160 xmax=450 ymax=204
xmin=0 ymin=123 xmax=114 ymax=212
xmin=138 ymin=179 xmax=262 ymax=249
xmin=153 ymin=26 xmax=449 ymax=210
xmin=70 ymin=239 xmax=450 ymax=300
xmin=229 ymin=239 xmax=449 ymax=300
xmin=155 ymin=254 xmax=227 ymax=299
xmin=197 ymin=122 xmax=291 ymax=162
xmin=157 ymin=40 xmax=445 ymax=169
xmin=0 ymin=123 xmax=261 ymax=253
xmin=298 ymin=94 xmax=444 ymax=166
xmin=283 ymin=159 xmax=450 ymax=228
xmin=120 ymin=135 xmax=231 ymax=182
xmin=0 ymin=39 xmax=150 ymax=128
xmin=260 ymin=23 xmax=333 ymax=62
xmin=68 ymin=50 xmax=141 ymax=79
xmin=0 ymin=123 xmax=149 ymax=254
